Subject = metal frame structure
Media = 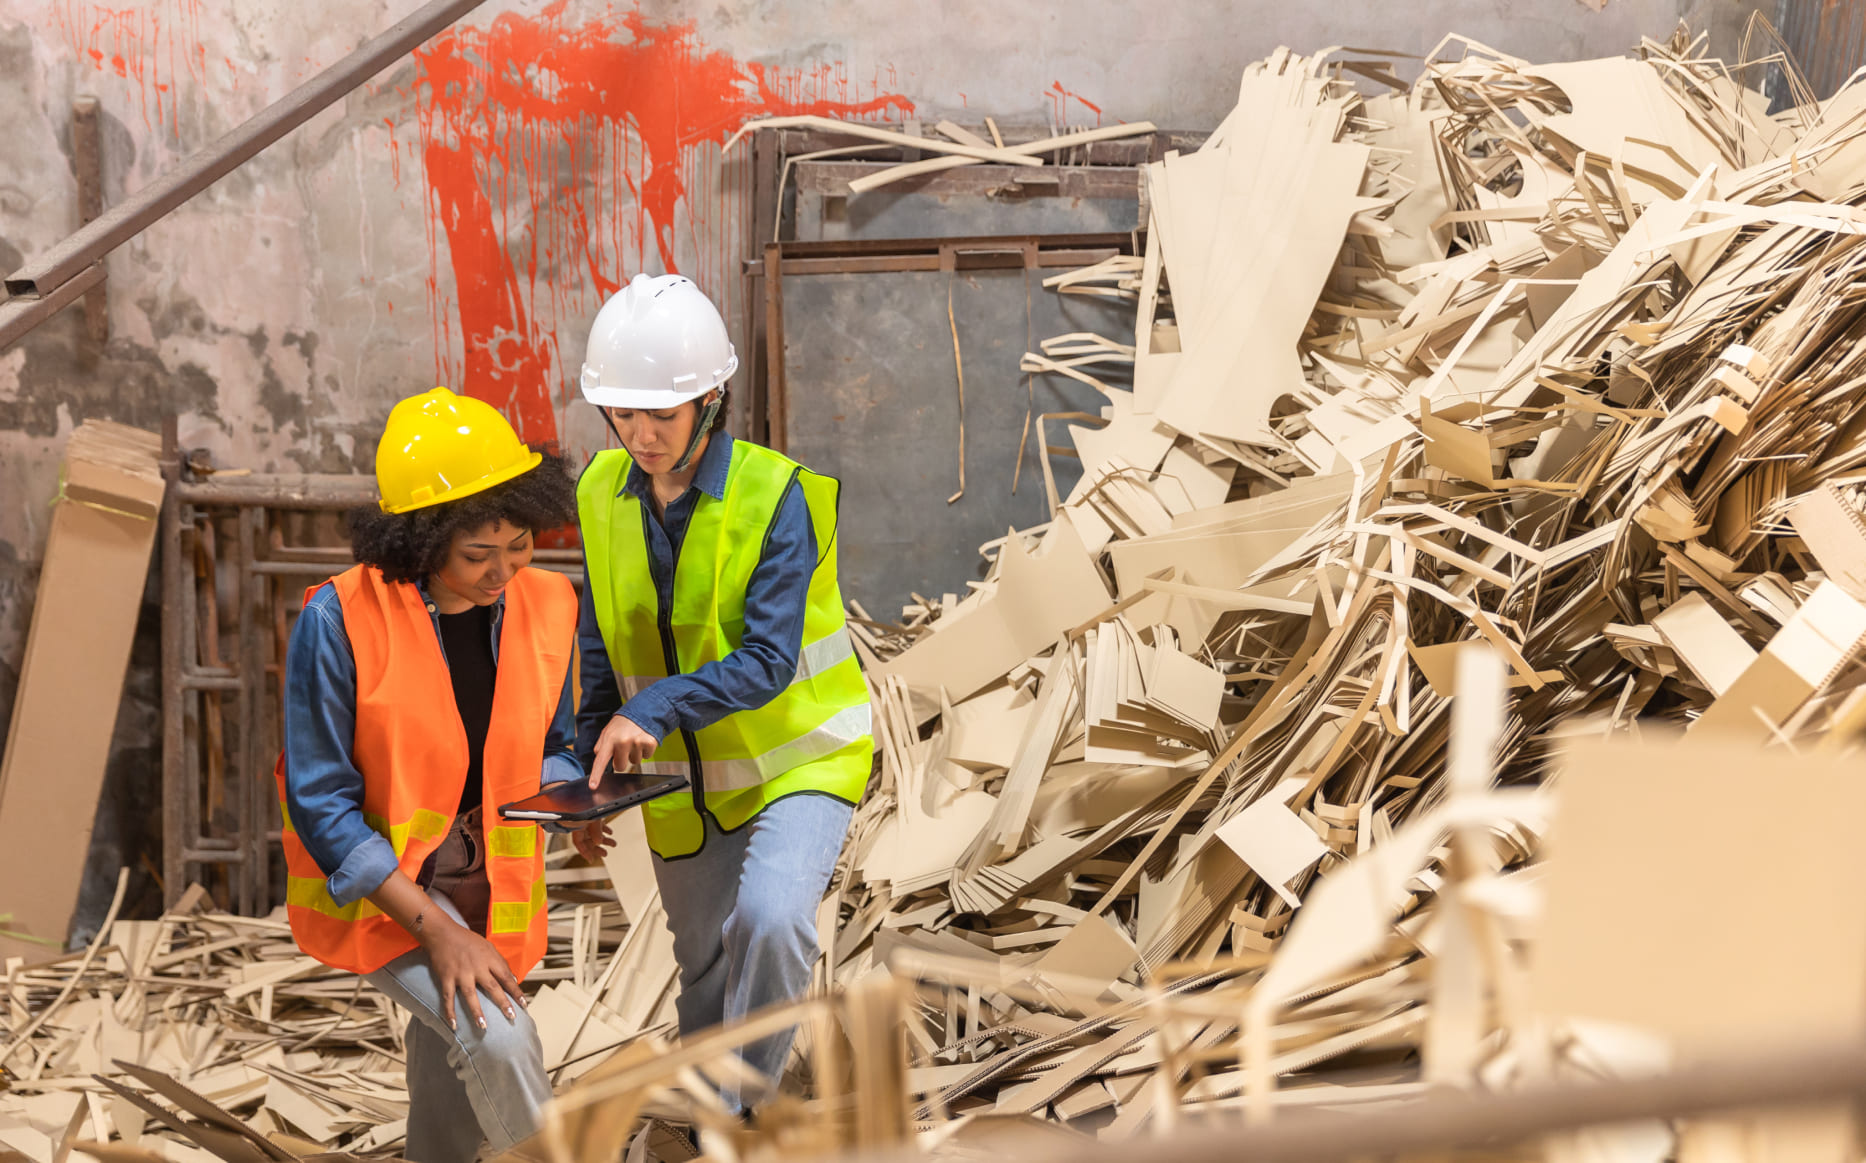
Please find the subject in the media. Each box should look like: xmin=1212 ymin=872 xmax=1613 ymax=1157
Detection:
xmin=736 ymin=124 xmax=1197 ymax=448
xmin=750 ymin=233 xmax=1136 ymax=452
xmin=157 ymin=419 xmax=581 ymax=911
xmin=159 ymin=420 xmax=375 ymax=911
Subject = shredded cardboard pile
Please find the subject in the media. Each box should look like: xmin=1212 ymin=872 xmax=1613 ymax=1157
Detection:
xmin=479 ymin=30 xmax=1866 ymax=1161
xmin=0 ymin=843 xmax=668 ymax=1163
xmin=21 ymin=27 xmax=1866 ymax=1163
xmin=693 ymin=28 xmax=1866 ymax=1154
xmin=0 ymin=879 xmax=412 ymax=1160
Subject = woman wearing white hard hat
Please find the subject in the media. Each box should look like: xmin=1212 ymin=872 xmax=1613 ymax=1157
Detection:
xmin=573 ymin=274 xmax=872 ymax=1112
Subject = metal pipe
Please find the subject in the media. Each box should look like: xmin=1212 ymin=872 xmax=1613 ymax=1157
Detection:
xmin=247 ymin=559 xmax=582 ymax=579
xmin=2 ymin=0 xmax=492 ymax=305
xmin=259 ymin=546 xmax=574 ymax=560
xmin=765 ymin=242 xmax=787 ymax=453
xmin=742 ymin=249 xmax=1119 ymax=277
xmin=181 ymin=673 xmax=244 ymax=693
xmin=237 ymin=507 xmax=262 ymax=916
xmin=159 ymin=420 xmax=185 ymax=909
xmin=0 ymin=266 xmax=104 ymax=352
xmin=71 ymin=97 xmax=107 ymax=344
xmin=177 ymin=511 xmax=203 ymax=906
xmin=258 ymin=545 xmax=365 ymax=563
xmin=247 ymin=561 xmax=350 ymax=577
xmin=179 ymin=849 xmax=247 ymax=865
xmin=178 ymin=475 xmax=377 ymax=509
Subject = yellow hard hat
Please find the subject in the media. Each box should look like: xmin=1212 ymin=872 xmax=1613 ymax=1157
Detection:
xmin=375 ymin=387 xmax=542 ymax=514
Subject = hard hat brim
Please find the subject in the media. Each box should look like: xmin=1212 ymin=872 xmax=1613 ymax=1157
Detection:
xmin=378 ymin=449 xmax=544 ymax=514
xmin=579 ymin=355 xmax=739 ymax=410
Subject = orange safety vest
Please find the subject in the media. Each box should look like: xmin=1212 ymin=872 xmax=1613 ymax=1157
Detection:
xmin=274 ymin=564 xmax=576 ymax=978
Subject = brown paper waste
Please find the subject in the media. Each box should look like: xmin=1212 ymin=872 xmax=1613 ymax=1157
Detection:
xmin=14 ymin=26 xmax=1866 ymax=1163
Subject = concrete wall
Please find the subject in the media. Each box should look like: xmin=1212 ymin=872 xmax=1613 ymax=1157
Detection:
xmin=0 ymin=0 xmax=1756 ymax=929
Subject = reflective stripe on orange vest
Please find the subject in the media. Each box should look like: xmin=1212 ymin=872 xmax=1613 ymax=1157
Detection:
xmin=275 ymin=564 xmax=577 ymax=978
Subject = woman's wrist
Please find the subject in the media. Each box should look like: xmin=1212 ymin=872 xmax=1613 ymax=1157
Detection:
xmin=410 ymin=900 xmax=453 ymax=947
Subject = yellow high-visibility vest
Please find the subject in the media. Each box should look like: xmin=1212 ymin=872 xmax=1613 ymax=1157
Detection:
xmin=578 ymin=439 xmax=872 ymax=859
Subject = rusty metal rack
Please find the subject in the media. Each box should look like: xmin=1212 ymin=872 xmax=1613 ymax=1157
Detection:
xmin=736 ymin=123 xmax=1199 ymax=449
xmin=158 ymin=419 xmax=582 ymax=912
xmin=747 ymin=232 xmax=1136 ymax=452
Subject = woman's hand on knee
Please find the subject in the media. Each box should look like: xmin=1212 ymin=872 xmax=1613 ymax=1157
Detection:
xmin=418 ymin=913 xmax=524 ymax=1031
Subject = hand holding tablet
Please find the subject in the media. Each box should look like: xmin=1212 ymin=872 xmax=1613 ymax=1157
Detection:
xmin=498 ymin=770 xmax=689 ymax=822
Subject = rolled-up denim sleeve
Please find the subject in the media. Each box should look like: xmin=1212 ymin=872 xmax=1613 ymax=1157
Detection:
xmin=282 ymin=586 xmax=398 ymax=906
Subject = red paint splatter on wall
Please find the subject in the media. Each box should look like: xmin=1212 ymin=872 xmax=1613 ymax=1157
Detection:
xmin=409 ymin=3 xmax=913 ymax=447
xmin=383 ymin=118 xmax=401 ymax=186
xmin=1048 ymin=81 xmax=1103 ymax=128
xmin=55 ymin=0 xmax=206 ymax=137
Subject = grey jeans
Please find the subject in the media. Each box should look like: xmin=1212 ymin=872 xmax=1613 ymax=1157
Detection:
xmin=652 ymin=792 xmax=855 ymax=1113
xmin=364 ymin=814 xmax=551 ymax=1163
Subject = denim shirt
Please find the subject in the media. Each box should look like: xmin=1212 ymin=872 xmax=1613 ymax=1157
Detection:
xmin=282 ymin=577 xmax=582 ymax=907
xmin=575 ymin=430 xmax=816 ymax=769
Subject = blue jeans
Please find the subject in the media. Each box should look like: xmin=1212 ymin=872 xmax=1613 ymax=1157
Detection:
xmin=652 ymin=793 xmax=855 ymax=1112
xmin=364 ymin=889 xmax=551 ymax=1163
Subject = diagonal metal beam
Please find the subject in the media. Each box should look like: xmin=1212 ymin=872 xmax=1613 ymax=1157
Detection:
xmin=0 ymin=0 xmax=489 ymax=330
xmin=0 ymin=264 xmax=104 ymax=351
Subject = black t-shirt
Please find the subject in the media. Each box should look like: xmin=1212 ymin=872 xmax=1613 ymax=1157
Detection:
xmin=436 ymin=603 xmax=497 ymax=817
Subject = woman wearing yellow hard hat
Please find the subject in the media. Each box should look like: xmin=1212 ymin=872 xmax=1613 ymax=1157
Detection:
xmin=275 ymin=387 xmax=607 ymax=1163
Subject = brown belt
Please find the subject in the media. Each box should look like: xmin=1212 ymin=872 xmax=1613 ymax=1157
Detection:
xmin=418 ymin=806 xmax=491 ymax=934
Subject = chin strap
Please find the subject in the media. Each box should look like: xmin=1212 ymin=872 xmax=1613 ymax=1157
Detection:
xmin=669 ymin=394 xmax=722 ymax=473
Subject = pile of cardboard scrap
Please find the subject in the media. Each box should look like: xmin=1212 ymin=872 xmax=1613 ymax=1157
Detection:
xmin=0 ymin=875 xmax=410 ymax=1160
xmin=32 ymin=25 xmax=1866 ymax=1163
xmin=0 ymin=833 xmax=669 ymax=1163
xmin=514 ymin=25 xmax=1866 ymax=1156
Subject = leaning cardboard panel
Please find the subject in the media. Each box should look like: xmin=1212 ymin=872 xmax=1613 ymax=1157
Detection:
xmin=0 ymin=421 xmax=163 ymax=960
xmin=1534 ymin=731 xmax=1866 ymax=1163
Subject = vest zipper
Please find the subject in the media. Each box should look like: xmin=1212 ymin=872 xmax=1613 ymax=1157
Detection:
xmin=643 ymin=499 xmax=718 ymax=832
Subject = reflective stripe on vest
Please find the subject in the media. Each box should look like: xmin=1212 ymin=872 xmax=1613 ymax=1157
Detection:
xmin=274 ymin=564 xmax=576 ymax=977
xmin=613 ymin=623 xmax=858 ymax=701
xmin=577 ymin=440 xmax=874 ymax=859
xmin=638 ymin=703 xmax=874 ymax=791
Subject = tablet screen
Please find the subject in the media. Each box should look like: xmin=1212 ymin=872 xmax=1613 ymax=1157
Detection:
xmin=498 ymin=772 xmax=689 ymax=821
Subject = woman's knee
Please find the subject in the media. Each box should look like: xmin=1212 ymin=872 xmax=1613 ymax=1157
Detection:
xmin=722 ymin=889 xmax=817 ymax=958
xmin=458 ymin=995 xmax=542 ymax=1068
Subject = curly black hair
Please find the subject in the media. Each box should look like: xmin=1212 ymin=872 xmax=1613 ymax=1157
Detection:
xmin=347 ymin=452 xmax=578 ymax=584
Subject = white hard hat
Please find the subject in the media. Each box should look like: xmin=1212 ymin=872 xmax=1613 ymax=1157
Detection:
xmin=579 ymin=274 xmax=739 ymax=409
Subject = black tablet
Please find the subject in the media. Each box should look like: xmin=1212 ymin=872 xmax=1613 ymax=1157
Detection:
xmin=497 ymin=772 xmax=689 ymax=822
